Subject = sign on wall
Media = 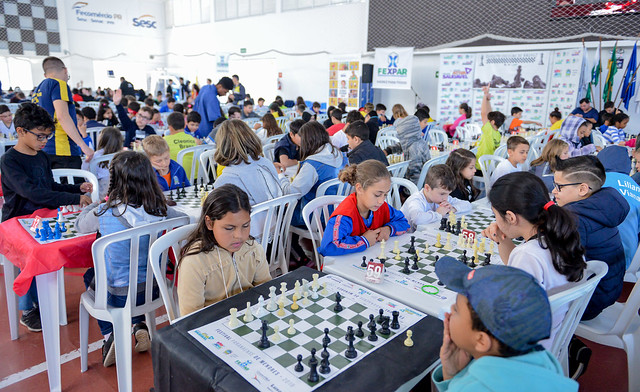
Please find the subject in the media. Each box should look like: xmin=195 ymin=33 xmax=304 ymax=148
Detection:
xmin=64 ymin=0 xmax=163 ymax=36
xmin=372 ymin=47 xmax=414 ymax=90
xmin=437 ymin=53 xmax=475 ymax=121
xmin=328 ymin=55 xmax=361 ymax=110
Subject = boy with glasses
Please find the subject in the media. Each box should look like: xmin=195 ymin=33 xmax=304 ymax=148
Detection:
xmin=113 ymin=89 xmax=156 ymax=148
xmin=1 ymin=103 xmax=92 ymax=332
xmin=0 ymin=105 xmax=16 ymax=138
xmin=553 ymin=155 xmax=629 ymax=320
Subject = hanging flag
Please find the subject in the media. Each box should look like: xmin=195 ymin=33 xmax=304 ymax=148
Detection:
xmin=603 ymin=43 xmax=618 ymax=102
xmin=621 ymin=43 xmax=637 ymax=110
xmin=577 ymin=47 xmax=591 ymax=104
xmin=591 ymin=41 xmax=602 ymax=86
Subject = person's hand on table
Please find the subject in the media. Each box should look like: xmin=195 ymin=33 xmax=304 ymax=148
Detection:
xmin=79 ymin=182 xmax=93 ymax=193
xmin=362 ymin=228 xmax=381 ymax=246
xmin=595 ymin=145 xmax=604 ymax=152
xmin=440 ymin=312 xmax=471 ymax=381
xmin=376 ymin=226 xmax=392 ymax=242
xmin=574 ymin=113 xmax=583 ymax=118
xmin=79 ymin=195 xmax=92 ymax=207
xmin=273 ymin=162 xmax=286 ymax=174
xmin=481 ymin=221 xmax=506 ymax=244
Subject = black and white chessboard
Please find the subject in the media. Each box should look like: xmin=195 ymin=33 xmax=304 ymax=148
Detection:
xmin=0 ymin=0 xmax=61 ymax=56
xmin=189 ymin=274 xmax=425 ymax=392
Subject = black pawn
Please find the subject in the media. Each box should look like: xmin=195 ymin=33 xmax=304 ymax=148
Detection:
xmin=168 ymin=189 xmax=174 ymax=200
xmin=411 ymin=255 xmax=419 ymax=270
xmin=455 ymin=221 xmax=461 ymax=235
xmin=319 ymin=343 xmax=331 ymax=374
xmin=368 ymin=322 xmax=378 ymax=341
xmin=193 ymin=177 xmax=198 ymax=190
xmin=380 ymin=316 xmax=391 ymax=335
xmin=355 ymin=321 xmax=364 ymax=338
xmin=482 ymin=253 xmax=492 ymax=266
xmin=294 ymin=354 xmax=304 ymax=372
xmin=322 ymin=327 xmax=331 ymax=345
xmin=307 ymin=348 xmax=319 ymax=383
xmin=408 ymin=236 xmax=416 ymax=254
xmin=403 ymin=257 xmax=411 ymax=273
xmin=361 ymin=256 xmax=367 ymax=268
xmin=390 ymin=310 xmax=400 ymax=330
xmin=377 ymin=309 xmax=385 ymax=324
xmin=460 ymin=250 xmax=467 ymax=264
xmin=258 ymin=320 xmax=270 ymax=348
xmin=345 ymin=329 xmax=357 ymax=359
xmin=469 ymin=256 xmax=477 ymax=268
xmin=334 ymin=292 xmax=343 ymax=312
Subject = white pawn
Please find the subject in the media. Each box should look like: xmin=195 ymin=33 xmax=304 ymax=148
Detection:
xmin=321 ymin=282 xmax=328 ymax=296
xmin=271 ymin=325 xmax=281 ymax=342
xmin=444 ymin=233 xmax=453 ymax=251
xmin=243 ymin=301 xmax=254 ymax=322
xmin=404 ymin=330 xmax=414 ymax=347
xmin=228 ymin=308 xmax=239 ymax=328
xmin=311 ymin=286 xmax=319 ymax=300
xmin=266 ymin=287 xmax=277 ymax=311
xmin=287 ymin=319 xmax=296 ymax=335
xmin=255 ymin=295 xmax=265 ymax=318
xmin=302 ymin=291 xmax=310 ymax=306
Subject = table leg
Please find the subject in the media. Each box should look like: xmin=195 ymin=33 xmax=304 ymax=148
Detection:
xmin=36 ymin=271 xmax=62 ymax=392
xmin=57 ymin=268 xmax=67 ymax=326
xmin=2 ymin=255 xmax=19 ymax=340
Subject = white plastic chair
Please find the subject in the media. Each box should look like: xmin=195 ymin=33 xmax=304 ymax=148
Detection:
xmin=316 ymin=178 xmax=354 ymax=197
xmin=493 ymin=144 xmax=508 ymax=159
xmin=89 ymin=152 xmax=117 ymax=177
xmin=198 ymin=148 xmax=218 ymax=183
xmin=416 ymin=154 xmax=450 ymax=190
xmin=275 ymin=117 xmax=288 ymax=131
xmin=52 ymin=168 xmax=99 ymax=203
xmin=387 ymin=177 xmax=419 ymax=209
xmin=264 ymin=134 xmax=285 ymax=145
xmin=177 ymin=144 xmax=215 ymax=183
xmin=478 ymin=155 xmax=506 ymax=197
xmin=263 ymin=143 xmax=276 ymax=162
xmin=575 ymin=278 xmax=640 ymax=391
xmin=528 ymin=133 xmax=546 ymax=158
xmin=148 ymin=223 xmax=196 ymax=323
xmin=548 ymin=260 xmax=608 ymax=375
xmin=86 ymin=126 xmax=105 ymax=146
xmin=316 ymin=114 xmax=328 ymax=123
xmin=377 ymin=127 xmax=397 ymax=139
xmin=251 ymin=193 xmax=300 ymax=276
xmin=243 ymin=117 xmax=261 ymax=127
xmin=301 ymin=195 xmax=347 ymax=270
xmin=387 ymin=161 xmax=409 ymax=178
xmin=428 ymin=129 xmax=448 ymax=146
xmin=79 ymin=216 xmax=189 ymax=391
xmin=625 ymin=243 xmax=640 ymax=283
xmin=375 ymin=135 xmax=399 ymax=150
xmin=592 ymin=129 xmax=606 ymax=148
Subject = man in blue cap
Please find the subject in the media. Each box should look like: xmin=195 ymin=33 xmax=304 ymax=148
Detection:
xmin=431 ymin=256 xmax=578 ymax=391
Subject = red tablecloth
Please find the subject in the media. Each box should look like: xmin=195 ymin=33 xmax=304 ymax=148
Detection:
xmin=0 ymin=208 xmax=96 ymax=296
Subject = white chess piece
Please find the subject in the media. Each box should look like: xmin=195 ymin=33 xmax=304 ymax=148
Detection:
xmin=379 ymin=239 xmax=386 ymax=259
xmin=302 ymin=291 xmax=310 ymax=306
xmin=243 ymin=301 xmax=254 ymax=322
xmin=301 ymin=279 xmax=309 ymax=295
xmin=321 ymin=282 xmax=328 ymax=296
xmin=294 ymin=280 xmax=301 ymax=299
xmin=271 ymin=325 xmax=281 ymax=342
xmin=311 ymin=286 xmax=319 ymax=299
xmin=266 ymin=287 xmax=277 ymax=311
xmin=255 ymin=295 xmax=265 ymax=318
xmin=287 ymin=319 xmax=296 ymax=335
xmin=312 ymin=273 xmax=320 ymax=290
xmin=279 ymin=282 xmax=288 ymax=303
xmin=228 ymin=308 xmax=239 ymax=328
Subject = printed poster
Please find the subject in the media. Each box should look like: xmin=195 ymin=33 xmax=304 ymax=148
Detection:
xmin=473 ymin=51 xmax=549 ymax=90
xmin=547 ymin=48 xmax=584 ymax=126
xmin=437 ymin=54 xmax=475 ymax=122
xmin=329 ymin=56 xmax=361 ymax=110
xmin=372 ymin=47 xmax=414 ymax=90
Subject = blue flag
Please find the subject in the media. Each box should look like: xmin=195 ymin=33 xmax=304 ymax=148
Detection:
xmin=621 ymin=43 xmax=637 ymax=110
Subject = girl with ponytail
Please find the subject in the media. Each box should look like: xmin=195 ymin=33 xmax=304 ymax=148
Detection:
xmin=481 ymin=171 xmax=586 ymax=349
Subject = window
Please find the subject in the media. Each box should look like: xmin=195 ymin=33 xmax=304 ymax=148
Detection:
xmin=282 ymin=0 xmax=359 ymax=12
xmin=167 ymin=0 xmax=213 ymax=27
xmin=214 ymin=0 xmax=276 ymax=21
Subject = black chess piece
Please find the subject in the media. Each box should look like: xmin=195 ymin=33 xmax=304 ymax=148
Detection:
xmin=411 ymin=255 xmax=419 ymax=270
xmin=258 ymin=320 xmax=270 ymax=348
xmin=460 ymin=250 xmax=468 ymax=264
xmin=368 ymin=314 xmax=376 ymax=329
xmin=322 ymin=327 xmax=331 ymax=345
xmin=176 ymin=187 xmax=183 ymax=199
xmin=307 ymin=348 xmax=319 ymax=382
xmin=193 ymin=177 xmax=198 ymax=189
xmin=380 ymin=258 xmax=386 ymax=272
xmin=434 ymin=255 xmax=440 ymax=263
xmin=294 ymin=354 xmax=304 ymax=372
xmin=334 ymin=292 xmax=343 ymax=312
xmin=437 ymin=279 xmax=444 ymax=286
xmin=403 ymin=257 xmax=411 ymax=274
xmin=390 ymin=310 xmax=400 ymax=329
xmin=439 ymin=217 xmax=447 ymax=231
xmin=361 ymin=256 xmax=367 ymax=268
xmin=380 ymin=316 xmax=391 ymax=335
xmin=469 ymin=256 xmax=477 ymax=268
xmin=376 ymin=309 xmax=385 ymax=324
xmin=355 ymin=321 xmax=364 ymax=338
xmin=319 ymin=343 xmax=331 ymax=374
xmin=368 ymin=322 xmax=378 ymax=341
xmin=482 ymin=253 xmax=492 ymax=266
xmin=168 ymin=189 xmax=174 ymax=200
xmin=345 ymin=328 xmax=357 ymax=359
xmin=345 ymin=325 xmax=354 ymax=341
xmin=408 ymin=236 xmax=416 ymax=254
xmin=455 ymin=220 xmax=461 ymax=235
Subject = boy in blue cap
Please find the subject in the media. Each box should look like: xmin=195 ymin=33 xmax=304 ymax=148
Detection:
xmin=432 ymin=256 xmax=578 ymax=391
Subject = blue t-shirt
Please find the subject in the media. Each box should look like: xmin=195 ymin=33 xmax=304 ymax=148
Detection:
xmin=32 ymin=78 xmax=81 ymax=156
xmin=571 ymin=107 xmax=599 ymax=123
xmin=192 ymin=85 xmax=222 ymax=138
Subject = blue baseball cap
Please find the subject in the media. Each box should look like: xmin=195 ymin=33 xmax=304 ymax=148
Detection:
xmin=435 ymin=256 xmax=551 ymax=352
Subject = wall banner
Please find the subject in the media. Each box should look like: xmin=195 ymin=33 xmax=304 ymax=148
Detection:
xmin=372 ymin=47 xmax=414 ymax=90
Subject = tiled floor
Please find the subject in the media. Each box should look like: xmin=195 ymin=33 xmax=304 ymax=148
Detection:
xmin=0 ymin=268 xmax=633 ymax=391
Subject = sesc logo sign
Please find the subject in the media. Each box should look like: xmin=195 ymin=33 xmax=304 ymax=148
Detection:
xmin=132 ymin=14 xmax=157 ymax=29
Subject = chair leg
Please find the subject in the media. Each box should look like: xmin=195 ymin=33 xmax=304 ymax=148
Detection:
xmin=145 ymin=312 xmax=156 ymax=341
xmin=79 ymin=303 xmax=89 ymax=372
xmin=112 ymin=308 xmax=133 ymax=392
xmin=3 ymin=258 xmax=19 ymax=340
xmin=57 ymin=268 xmax=67 ymax=326
xmin=624 ymin=334 xmax=639 ymax=392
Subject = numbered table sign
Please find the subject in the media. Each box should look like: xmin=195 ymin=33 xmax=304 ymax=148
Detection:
xmin=29 ymin=216 xmax=42 ymax=233
xmin=365 ymin=260 xmax=385 ymax=284
xmin=461 ymin=229 xmax=477 ymax=243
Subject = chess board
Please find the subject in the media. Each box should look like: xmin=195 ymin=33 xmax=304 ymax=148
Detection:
xmin=432 ymin=209 xmax=522 ymax=245
xmin=189 ymin=274 xmax=425 ymax=392
xmin=1 ymin=0 xmax=61 ymax=56
xmin=17 ymin=211 xmax=91 ymax=244
xmin=165 ymin=185 xmax=209 ymax=221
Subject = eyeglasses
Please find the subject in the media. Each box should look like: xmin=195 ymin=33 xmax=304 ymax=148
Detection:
xmin=137 ymin=115 xmax=151 ymax=121
xmin=23 ymin=128 xmax=54 ymax=141
xmin=553 ymin=181 xmax=589 ymax=192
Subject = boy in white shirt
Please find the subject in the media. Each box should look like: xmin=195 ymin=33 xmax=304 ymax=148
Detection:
xmin=401 ymin=164 xmax=472 ymax=230
xmin=490 ymin=135 xmax=529 ymax=185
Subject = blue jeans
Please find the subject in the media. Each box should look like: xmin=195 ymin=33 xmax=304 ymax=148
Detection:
xmin=83 ymin=268 xmax=157 ymax=336
xmin=18 ymin=278 xmax=38 ymax=311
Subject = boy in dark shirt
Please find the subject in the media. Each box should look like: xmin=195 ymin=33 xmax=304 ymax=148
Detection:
xmin=0 ymin=103 xmax=92 ymax=331
xmin=345 ymin=120 xmax=388 ymax=166
xmin=274 ymin=119 xmax=303 ymax=167
xmin=113 ymin=89 xmax=156 ymax=148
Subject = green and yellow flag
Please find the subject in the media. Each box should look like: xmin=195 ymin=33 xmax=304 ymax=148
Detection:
xmin=603 ymin=43 xmax=618 ymax=102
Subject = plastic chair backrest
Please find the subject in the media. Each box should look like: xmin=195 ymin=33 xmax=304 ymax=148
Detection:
xmin=177 ymin=144 xmax=215 ymax=183
xmin=198 ymin=148 xmax=218 ymax=182
xmin=250 ymin=193 xmax=301 ymax=276
xmin=89 ymin=152 xmax=117 ymax=176
xmin=548 ymin=260 xmax=608 ymax=371
xmin=376 ymin=135 xmax=400 ymax=150
xmin=387 ymin=177 xmax=419 ymax=209
xmin=275 ymin=117 xmax=288 ymax=130
xmin=302 ymin=195 xmax=347 ymax=270
xmin=478 ymin=155 xmax=506 ymax=196
xmin=263 ymin=143 xmax=276 ymax=162
xmin=264 ymin=134 xmax=285 ymax=145
xmin=625 ymin=242 xmax=640 ymax=282
xmin=428 ymin=129 xmax=448 ymax=146
xmin=86 ymin=126 xmax=105 ymax=146
xmin=377 ymin=127 xmax=397 ymax=140
xmin=92 ymin=217 xmax=189 ymax=317
xmin=243 ymin=118 xmax=261 ymax=127
xmin=147 ymin=222 xmax=196 ymax=322
xmin=387 ymin=161 xmax=409 ymax=178
xmin=52 ymin=168 xmax=100 ymax=202
xmin=493 ymin=144 xmax=508 ymax=158
xmin=592 ymin=130 xmax=606 ymax=148
xmin=421 ymin=123 xmax=435 ymax=141
xmin=417 ymin=154 xmax=450 ymax=190
xmin=316 ymin=178 xmax=354 ymax=197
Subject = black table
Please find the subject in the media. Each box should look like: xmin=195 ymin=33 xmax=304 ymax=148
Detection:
xmin=152 ymin=267 xmax=444 ymax=392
